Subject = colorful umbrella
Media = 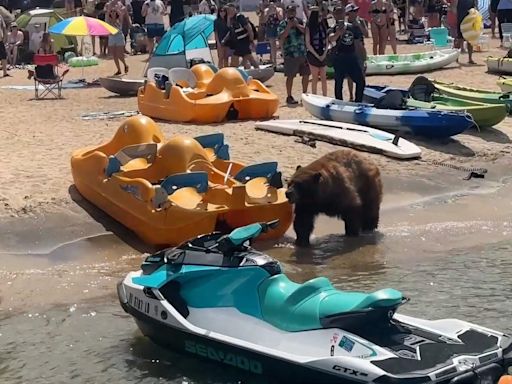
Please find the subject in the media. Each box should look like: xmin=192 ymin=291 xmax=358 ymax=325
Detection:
xmin=48 ymin=16 xmax=118 ymax=37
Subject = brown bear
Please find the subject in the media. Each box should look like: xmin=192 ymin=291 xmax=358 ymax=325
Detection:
xmin=285 ymin=149 xmax=383 ymax=247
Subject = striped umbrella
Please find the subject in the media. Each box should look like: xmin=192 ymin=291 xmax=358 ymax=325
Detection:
xmin=48 ymin=16 xmax=118 ymax=36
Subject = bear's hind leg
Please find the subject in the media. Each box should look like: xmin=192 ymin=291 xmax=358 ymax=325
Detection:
xmin=343 ymin=207 xmax=362 ymax=237
xmin=293 ymin=208 xmax=316 ymax=247
xmin=362 ymin=200 xmax=380 ymax=232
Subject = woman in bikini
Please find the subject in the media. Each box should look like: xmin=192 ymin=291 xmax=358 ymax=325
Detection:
xmin=387 ymin=1 xmax=398 ymax=54
xmin=37 ymin=32 xmax=55 ymax=54
xmin=369 ymin=0 xmax=389 ymax=55
xmin=106 ymin=0 xmax=130 ymax=75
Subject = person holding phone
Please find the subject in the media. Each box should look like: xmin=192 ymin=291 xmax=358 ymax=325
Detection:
xmin=264 ymin=1 xmax=283 ymax=66
xmin=278 ymin=4 xmax=310 ymax=105
xmin=329 ymin=5 xmax=366 ymax=102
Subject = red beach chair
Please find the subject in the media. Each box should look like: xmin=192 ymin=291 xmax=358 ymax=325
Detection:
xmin=32 ymin=54 xmax=69 ymax=99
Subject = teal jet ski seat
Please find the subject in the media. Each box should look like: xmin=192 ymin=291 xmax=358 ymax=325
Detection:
xmin=258 ymin=274 xmax=404 ymax=332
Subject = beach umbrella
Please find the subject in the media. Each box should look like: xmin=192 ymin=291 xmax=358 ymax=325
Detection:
xmin=48 ymin=16 xmax=118 ymax=36
xmin=49 ymin=16 xmax=119 ymax=81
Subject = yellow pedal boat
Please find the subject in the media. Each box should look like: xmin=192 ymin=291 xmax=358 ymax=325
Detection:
xmin=137 ymin=64 xmax=279 ymax=124
xmin=70 ymin=115 xmax=292 ymax=247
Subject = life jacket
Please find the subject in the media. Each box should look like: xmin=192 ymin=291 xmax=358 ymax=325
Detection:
xmin=233 ymin=14 xmax=249 ymax=40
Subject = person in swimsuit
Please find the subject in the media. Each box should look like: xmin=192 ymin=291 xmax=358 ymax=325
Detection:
xmin=6 ymin=21 xmax=22 ymax=69
xmin=264 ymin=1 xmax=283 ymax=66
xmin=369 ymin=0 xmax=388 ymax=54
xmin=387 ymin=0 xmax=398 ymax=54
xmin=106 ymin=0 xmax=130 ymax=75
xmin=37 ymin=32 xmax=54 ymax=54
xmin=305 ymin=5 xmax=328 ymax=96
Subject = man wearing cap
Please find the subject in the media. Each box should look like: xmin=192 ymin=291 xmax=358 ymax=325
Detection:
xmin=278 ymin=4 xmax=310 ymax=105
xmin=329 ymin=4 xmax=366 ymax=102
xmin=345 ymin=2 xmax=368 ymax=101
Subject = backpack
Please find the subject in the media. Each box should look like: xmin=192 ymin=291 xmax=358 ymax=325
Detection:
xmin=408 ymin=75 xmax=436 ymax=102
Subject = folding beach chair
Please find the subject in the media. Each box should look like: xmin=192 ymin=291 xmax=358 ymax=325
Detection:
xmin=32 ymin=54 xmax=69 ymax=99
xmin=255 ymin=41 xmax=271 ymax=63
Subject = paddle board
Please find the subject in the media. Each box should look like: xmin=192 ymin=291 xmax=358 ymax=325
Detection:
xmin=255 ymin=119 xmax=422 ymax=159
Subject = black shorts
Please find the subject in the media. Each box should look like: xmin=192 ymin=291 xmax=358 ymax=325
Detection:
xmin=0 ymin=42 xmax=6 ymax=60
xmin=490 ymin=0 xmax=499 ymax=13
xmin=233 ymin=38 xmax=251 ymax=57
xmin=306 ymin=51 xmax=326 ymax=68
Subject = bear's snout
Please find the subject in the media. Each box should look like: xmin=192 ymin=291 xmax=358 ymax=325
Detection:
xmin=285 ymin=189 xmax=296 ymax=203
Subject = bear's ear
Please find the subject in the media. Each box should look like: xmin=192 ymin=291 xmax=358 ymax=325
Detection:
xmin=312 ymin=172 xmax=322 ymax=183
xmin=296 ymin=165 xmax=302 ymax=171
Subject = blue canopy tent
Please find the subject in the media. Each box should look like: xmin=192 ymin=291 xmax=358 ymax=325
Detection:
xmin=148 ymin=14 xmax=215 ymax=71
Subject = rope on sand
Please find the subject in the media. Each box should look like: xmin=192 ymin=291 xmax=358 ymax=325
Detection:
xmin=421 ymin=159 xmax=488 ymax=180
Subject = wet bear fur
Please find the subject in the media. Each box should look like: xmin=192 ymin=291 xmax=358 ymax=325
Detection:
xmin=286 ymin=149 xmax=383 ymax=247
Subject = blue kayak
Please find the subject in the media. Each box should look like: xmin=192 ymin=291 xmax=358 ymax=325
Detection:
xmin=302 ymin=93 xmax=475 ymax=139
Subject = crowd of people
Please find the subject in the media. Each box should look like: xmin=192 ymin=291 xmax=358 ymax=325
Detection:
xmin=214 ymin=1 xmax=368 ymax=104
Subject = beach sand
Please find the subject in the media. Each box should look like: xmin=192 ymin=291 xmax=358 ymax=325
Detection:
xmin=0 ymin=34 xmax=511 ymax=220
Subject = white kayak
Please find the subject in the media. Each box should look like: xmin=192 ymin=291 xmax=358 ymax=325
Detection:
xmin=366 ymin=48 xmax=460 ymax=75
xmin=486 ymin=57 xmax=512 ymax=75
xmin=255 ymin=119 xmax=421 ymax=159
xmin=240 ymin=64 xmax=275 ymax=83
xmin=99 ymin=77 xmax=144 ymax=96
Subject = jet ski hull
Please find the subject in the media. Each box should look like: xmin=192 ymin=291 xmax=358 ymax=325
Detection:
xmin=119 ymin=277 xmax=512 ymax=384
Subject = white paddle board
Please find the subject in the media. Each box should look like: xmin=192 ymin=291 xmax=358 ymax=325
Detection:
xmin=255 ymin=119 xmax=422 ymax=159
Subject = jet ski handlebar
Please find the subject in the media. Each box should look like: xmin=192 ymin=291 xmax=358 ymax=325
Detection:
xmin=207 ymin=220 xmax=280 ymax=256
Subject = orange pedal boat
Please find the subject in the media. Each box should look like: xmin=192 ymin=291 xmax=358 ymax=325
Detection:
xmin=138 ymin=64 xmax=279 ymax=124
xmin=70 ymin=115 xmax=292 ymax=247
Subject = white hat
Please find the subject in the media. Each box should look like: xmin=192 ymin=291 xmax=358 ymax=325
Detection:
xmin=345 ymin=3 xmax=360 ymax=12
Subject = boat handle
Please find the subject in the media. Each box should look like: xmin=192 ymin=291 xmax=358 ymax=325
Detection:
xmin=386 ymin=64 xmax=394 ymax=69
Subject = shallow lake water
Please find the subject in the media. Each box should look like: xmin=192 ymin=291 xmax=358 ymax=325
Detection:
xmin=1 ymin=171 xmax=512 ymax=383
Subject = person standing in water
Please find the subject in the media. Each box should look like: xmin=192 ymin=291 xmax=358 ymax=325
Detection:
xmin=106 ymin=0 xmax=130 ymax=74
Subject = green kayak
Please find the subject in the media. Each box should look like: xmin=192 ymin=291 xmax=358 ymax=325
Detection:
xmin=406 ymin=94 xmax=507 ymax=128
xmin=431 ymin=80 xmax=512 ymax=114
xmin=364 ymin=86 xmax=507 ymax=128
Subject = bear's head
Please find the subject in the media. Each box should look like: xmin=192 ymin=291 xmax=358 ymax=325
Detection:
xmin=285 ymin=165 xmax=322 ymax=204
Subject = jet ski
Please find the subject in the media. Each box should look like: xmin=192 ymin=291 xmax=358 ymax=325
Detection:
xmin=118 ymin=221 xmax=512 ymax=384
